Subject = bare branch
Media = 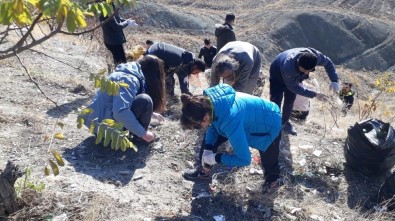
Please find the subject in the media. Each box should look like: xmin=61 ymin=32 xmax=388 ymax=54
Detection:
xmin=1 ymin=13 xmax=44 ymax=54
xmin=28 ymin=48 xmax=84 ymax=71
xmin=14 ymin=52 xmax=65 ymax=113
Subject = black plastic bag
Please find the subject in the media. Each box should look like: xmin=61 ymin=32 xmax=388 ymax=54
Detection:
xmin=344 ymin=118 xmax=395 ymax=176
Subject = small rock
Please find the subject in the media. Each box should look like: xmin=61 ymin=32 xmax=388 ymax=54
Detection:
xmin=249 ymin=168 xmax=263 ymax=175
xmin=298 ymin=158 xmax=306 ymax=166
xmin=313 ymin=150 xmax=322 ymax=157
xmin=152 ymin=142 xmax=163 ymax=150
xmin=132 ymin=175 xmax=143 ymax=181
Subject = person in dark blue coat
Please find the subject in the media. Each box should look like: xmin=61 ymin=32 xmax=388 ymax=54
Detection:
xmin=100 ymin=4 xmax=138 ymax=65
xmin=270 ymin=48 xmax=340 ymax=135
xmin=181 ymin=84 xmax=282 ymax=186
xmin=147 ymin=42 xmax=205 ymax=96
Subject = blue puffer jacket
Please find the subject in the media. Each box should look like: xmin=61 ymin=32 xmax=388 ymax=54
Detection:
xmin=83 ymin=62 xmax=147 ymax=137
xmin=204 ymin=84 xmax=282 ymax=166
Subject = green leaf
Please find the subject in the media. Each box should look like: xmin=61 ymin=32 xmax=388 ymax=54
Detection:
xmin=52 ymin=150 xmax=65 ymax=166
xmin=48 ymin=160 xmax=59 ymax=176
xmin=80 ymin=108 xmax=93 ymax=115
xmin=66 ymin=9 xmax=77 ymax=33
xmin=99 ymin=2 xmax=107 ymax=17
xmin=54 ymin=132 xmax=65 ymax=140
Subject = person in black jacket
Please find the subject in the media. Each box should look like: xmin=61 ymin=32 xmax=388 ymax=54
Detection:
xmin=146 ymin=42 xmax=205 ymax=96
xmin=215 ymin=13 xmax=236 ymax=51
xmin=198 ymin=38 xmax=217 ymax=68
xmin=100 ymin=4 xmax=138 ymax=65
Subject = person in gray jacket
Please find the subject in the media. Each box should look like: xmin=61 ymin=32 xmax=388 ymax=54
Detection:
xmin=210 ymin=41 xmax=262 ymax=95
xmin=215 ymin=13 xmax=236 ymax=51
xmin=270 ymin=48 xmax=340 ymax=135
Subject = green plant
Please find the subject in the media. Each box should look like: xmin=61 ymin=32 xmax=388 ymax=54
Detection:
xmin=359 ymin=73 xmax=395 ymax=120
xmin=14 ymin=167 xmax=45 ymax=198
xmin=42 ymin=119 xmax=66 ymax=176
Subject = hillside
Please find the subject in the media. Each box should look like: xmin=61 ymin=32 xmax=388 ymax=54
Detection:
xmin=0 ymin=1 xmax=395 ymax=221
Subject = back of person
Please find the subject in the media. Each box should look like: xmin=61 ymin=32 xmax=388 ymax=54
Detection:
xmin=215 ymin=13 xmax=236 ymax=51
xmin=204 ymin=84 xmax=281 ymax=152
xmin=147 ymin=42 xmax=192 ymax=68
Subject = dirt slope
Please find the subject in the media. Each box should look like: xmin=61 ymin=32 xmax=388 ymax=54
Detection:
xmin=0 ymin=1 xmax=395 ymax=221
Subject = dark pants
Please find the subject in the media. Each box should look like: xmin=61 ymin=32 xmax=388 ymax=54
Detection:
xmin=259 ymin=134 xmax=281 ymax=182
xmin=131 ymin=94 xmax=153 ymax=133
xmin=165 ymin=70 xmax=190 ymax=96
xmin=105 ymin=43 xmax=126 ymax=65
xmin=199 ymin=133 xmax=281 ymax=182
xmin=342 ymin=95 xmax=354 ymax=110
xmin=269 ymin=62 xmax=297 ymax=125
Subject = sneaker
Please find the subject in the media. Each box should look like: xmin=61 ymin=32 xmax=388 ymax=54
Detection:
xmin=282 ymin=122 xmax=297 ymax=136
xmin=183 ymin=166 xmax=210 ymax=181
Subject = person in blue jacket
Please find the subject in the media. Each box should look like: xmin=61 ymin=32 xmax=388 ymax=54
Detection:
xmin=146 ymin=42 xmax=205 ymax=97
xmin=180 ymin=84 xmax=282 ymax=186
xmin=83 ymin=55 xmax=166 ymax=145
xmin=270 ymin=48 xmax=340 ymax=135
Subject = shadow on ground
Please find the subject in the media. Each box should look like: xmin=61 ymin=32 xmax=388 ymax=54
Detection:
xmin=63 ymin=136 xmax=152 ymax=186
xmin=46 ymin=97 xmax=90 ymax=118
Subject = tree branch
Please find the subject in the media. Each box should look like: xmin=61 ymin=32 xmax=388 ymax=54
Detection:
xmin=28 ymin=48 xmax=84 ymax=71
xmin=14 ymin=52 xmax=65 ymax=113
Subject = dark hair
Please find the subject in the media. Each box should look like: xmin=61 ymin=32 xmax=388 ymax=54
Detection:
xmin=343 ymin=82 xmax=352 ymax=88
xmin=214 ymin=54 xmax=239 ymax=76
xmin=138 ymin=55 xmax=166 ymax=113
xmin=225 ymin=13 xmax=235 ymax=22
xmin=146 ymin=40 xmax=154 ymax=45
xmin=193 ymin=58 xmax=206 ymax=72
xmin=298 ymin=52 xmax=317 ymax=70
xmin=180 ymin=94 xmax=212 ymax=129
xmin=204 ymin=38 xmax=211 ymax=45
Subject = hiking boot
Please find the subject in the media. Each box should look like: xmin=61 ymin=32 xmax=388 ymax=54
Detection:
xmin=183 ymin=166 xmax=210 ymax=181
xmin=283 ymin=122 xmax=297 ymax=136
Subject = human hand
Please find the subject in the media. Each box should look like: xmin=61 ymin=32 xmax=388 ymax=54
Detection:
xmin=329 ymin=82 xmax=340 ymax=94
xmin=202 ymin=150 xmax=217 ymax=166
xmin=315 ymin=93 xmax=329 ymax=102
xmin=142 ymin=131 xmax=155 ymax=142
xmin=152 ymin=112 xmax=164 ymax=122
xmin=127 ymin=19 xmax=138 ymax=28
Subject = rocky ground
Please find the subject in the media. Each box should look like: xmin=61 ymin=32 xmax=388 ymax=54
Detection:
xmin=1 ymin=0 xmax=395 ymax=221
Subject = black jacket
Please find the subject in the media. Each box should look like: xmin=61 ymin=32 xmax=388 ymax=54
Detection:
xmin=198 ymin=46 xmax=217 ymax=68
xmin=215 ymin=23 xmax=236 ymax=51
xmin=100 ymin=12 xmax=128 ymax=45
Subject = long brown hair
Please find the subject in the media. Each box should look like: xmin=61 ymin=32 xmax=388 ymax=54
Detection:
xmin=180 ymin=94 xmax=212 ymax=129
xmin=138 ymin=55 xmax=166 ymax=113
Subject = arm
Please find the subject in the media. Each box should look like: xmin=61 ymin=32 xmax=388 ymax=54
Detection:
xmin=311 ymin=48 xmax=339 ymax=82
xmin=198 ymin=48 xmax=203 ymax=59
xmin=205 ymin=125 xmax=219 ymax=148
xmin=217 ymin=120 xmax=251 ymax=167
xmin=232 ymin=63 xmax=253 ymax=92
xmin=282 ymin=70 xmax=317 ymax=98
